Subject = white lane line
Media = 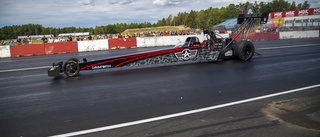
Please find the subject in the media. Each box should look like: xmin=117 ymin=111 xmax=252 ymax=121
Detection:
xmin=50 ymin=84 xmax=320 ymax=137
xmin=0 ymin=66 xmax=51 ymax=73
xmin=1 ymin=43 xmax=319 ymax=73
xmin=256 ymin=43 xmax=319 ymax=50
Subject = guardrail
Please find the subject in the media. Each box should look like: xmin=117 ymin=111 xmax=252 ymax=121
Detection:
xmin=0 ymin=30 xmax=319 ymax=58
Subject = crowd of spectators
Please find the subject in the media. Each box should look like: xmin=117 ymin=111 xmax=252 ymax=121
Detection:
xmin=1 ymin=26 xmax=319 ymax=46
xmin=1 ymin=37 xmax=32 ymax=46
xmin=38 ymin=30 xmax=202 ymax=43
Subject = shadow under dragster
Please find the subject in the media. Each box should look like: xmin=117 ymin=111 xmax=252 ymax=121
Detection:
xmin=48 ymin=33 xmax=253 ymax=77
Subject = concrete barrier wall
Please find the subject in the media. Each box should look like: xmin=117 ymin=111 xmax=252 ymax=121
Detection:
xmin=230 ymin=32 xmax=280 ymax=41
xmin=0 ymin=46 xmax=11 ymax=58
xmin=1 ymin=31 xmax=319 ymax=58
xmin=10 ymin=44 xmax=45 ymax=57
xmin=279 ymin=30 xmax=319 ymax=39
xmin=137 ymin=35 xmax=206 ymax=48
xmin=45 ymin=42 xmax=78 ymax=54
xmin=78 ymin=39 xmax=108 ymax=52
xmin=279 ymin=32 xmax=295 ymax=39
xmin=108 ymin=38 xmax=136 ymax=49
xmin=136 ymin=37 xmax=165 ymax=47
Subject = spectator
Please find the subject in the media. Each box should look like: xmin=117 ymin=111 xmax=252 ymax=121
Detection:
xmin=88 ymin=35 xmax=92 ymax=40
xmin=68 ymin=35 xmax=73 ymax=42
xmin=22 ymin=38 xmax=27 ymax=44
xmin=41 ymin=36 xmax=47 ymax=43
xmin=48 ymin=37 xmax=54 ymax=43
xmin=1 ymin=40 xmax=6 ymax=45
xmin=28 ymin=39 xmax=32 ymax=44
xmin=9 ymin=39 xmax=13 ymax=46
xmin=118 ymin=33 xmax=122 ymax=38
xmin=54 ymin=37 xmax=59 ymax=42
xmin=59 ymin=37 xmax=65 ymax=42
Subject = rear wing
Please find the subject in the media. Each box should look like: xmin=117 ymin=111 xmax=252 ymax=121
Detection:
xmin=237 ymin=12 xmax=269 ymax=24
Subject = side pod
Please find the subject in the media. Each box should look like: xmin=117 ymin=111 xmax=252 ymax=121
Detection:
xmin=48 ymin=62 xmax=63 ymax=77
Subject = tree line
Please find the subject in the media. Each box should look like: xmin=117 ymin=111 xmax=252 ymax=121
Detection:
xmin=0 ymin=0 xmax=310 ymax=40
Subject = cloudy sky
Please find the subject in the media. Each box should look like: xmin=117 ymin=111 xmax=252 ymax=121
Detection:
xmin=0 ymin=0 xmax=319 ymax=28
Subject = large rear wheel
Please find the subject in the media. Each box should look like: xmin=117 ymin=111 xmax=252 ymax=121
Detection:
xmin=234 ymin=40 xmax=255 ymax=61
xmin=63 ymin=59 xmax=80 ymax=77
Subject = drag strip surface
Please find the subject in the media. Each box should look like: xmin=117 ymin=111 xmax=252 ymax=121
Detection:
xmin=0 ymin=39 xmax=319 ymax=137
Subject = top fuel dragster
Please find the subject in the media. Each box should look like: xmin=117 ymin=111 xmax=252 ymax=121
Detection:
xmin=48 ymin=8 xmax=268 ymax=77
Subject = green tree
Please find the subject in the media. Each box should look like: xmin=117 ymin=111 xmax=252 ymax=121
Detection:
xmin=166 ymin=15 xmax=172 ymax=26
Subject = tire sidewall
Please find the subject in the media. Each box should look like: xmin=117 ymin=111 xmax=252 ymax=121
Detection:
xmin=234 ymin=40 xmax=255 ymax=61
xmin=63 ymin=59 xmax=80 ymax=77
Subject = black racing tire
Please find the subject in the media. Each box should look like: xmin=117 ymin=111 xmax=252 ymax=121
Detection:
xmin=234 ymin=40 xmax=255 ymax=61
xmin=63 ymin=58 xmax=80 ymax=77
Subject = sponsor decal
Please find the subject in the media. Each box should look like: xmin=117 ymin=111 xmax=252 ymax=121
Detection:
xmin=92 ymin=65 xmax=112 ymax=69
xmin=286 ymin=11 xmax=295 ymax=17
xmin=299 ymin=9 xmax=309 ymax=16
xmin=174 ymin=49 xmax=197 ymax=60
xmin=314 ymin=8 xmax=320 ymax=15
xmin=274 ymin=12 xmax=283 ymax=18
xmin=224 ymin=50 xmax=233 ymax=57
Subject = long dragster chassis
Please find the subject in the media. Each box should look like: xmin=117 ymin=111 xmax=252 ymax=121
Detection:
xmin=48 ymin=12 xmax=268 ymax=77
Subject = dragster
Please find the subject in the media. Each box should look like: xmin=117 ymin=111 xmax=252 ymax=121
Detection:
xmin=48 ymin=10 xmax=268 ymax=77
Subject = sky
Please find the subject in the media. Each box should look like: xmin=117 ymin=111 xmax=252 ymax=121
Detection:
xmin=0 ymin=0 xmax=319 ymax=28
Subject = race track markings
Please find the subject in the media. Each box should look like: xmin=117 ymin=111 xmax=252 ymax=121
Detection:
xmin=50 ymin=84 xmax=320 ymax=137
xmin=0 ymin=66 xmax=51 ymax=73
xmin=256 ymin=43 xmax=319 ymax=50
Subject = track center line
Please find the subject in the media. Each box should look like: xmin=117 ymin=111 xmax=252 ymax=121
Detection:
xmin=256 ymin=43 xmax=319 ymax=50
xmin=0 ymin=66 xmax=51 ymax=73
xmin=0 ymin=43 xmax=319 ymax=73
xmin=50 ymin=84 xmax=320 ymax=137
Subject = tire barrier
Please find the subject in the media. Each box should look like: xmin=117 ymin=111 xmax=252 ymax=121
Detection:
xmin=1 ymin=30 xmax=319 ymax=58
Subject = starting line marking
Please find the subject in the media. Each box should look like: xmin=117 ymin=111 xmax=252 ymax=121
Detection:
xmin=0 ymin=43 xmax=319 ymax=73
xmin=51 ymin=84 xmax=320 ymax=137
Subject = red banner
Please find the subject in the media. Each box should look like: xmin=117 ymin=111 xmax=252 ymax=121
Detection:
xmin=269 ymin=7 xmax=320 ymax=18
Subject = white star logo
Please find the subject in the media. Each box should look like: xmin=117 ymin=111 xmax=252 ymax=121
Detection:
xmin=182 ymin=50 xmax=191 ymax=58
xmin=174 ymin=49 xmax=198 ymax=61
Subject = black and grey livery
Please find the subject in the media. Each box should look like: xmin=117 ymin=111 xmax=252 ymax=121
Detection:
xmin=48 ymin=10 xmax=268 ymax=77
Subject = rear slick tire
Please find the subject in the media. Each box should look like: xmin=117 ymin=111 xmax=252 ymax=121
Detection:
xmin=234 ymin=40 xmax=255 ymax=61
xmin=63 ymin=59 xmax=80 ymax=77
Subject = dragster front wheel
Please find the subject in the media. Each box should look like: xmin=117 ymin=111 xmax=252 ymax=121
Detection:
xmin=63 ymin=59 xmax=80 ymax=77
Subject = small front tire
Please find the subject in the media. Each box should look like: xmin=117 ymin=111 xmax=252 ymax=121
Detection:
xmin=63 ymin=59 xmax=80 ymax=77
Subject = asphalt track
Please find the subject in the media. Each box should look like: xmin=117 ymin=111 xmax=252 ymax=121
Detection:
xmin=0 ymin=39 xmax=320 ymax=137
